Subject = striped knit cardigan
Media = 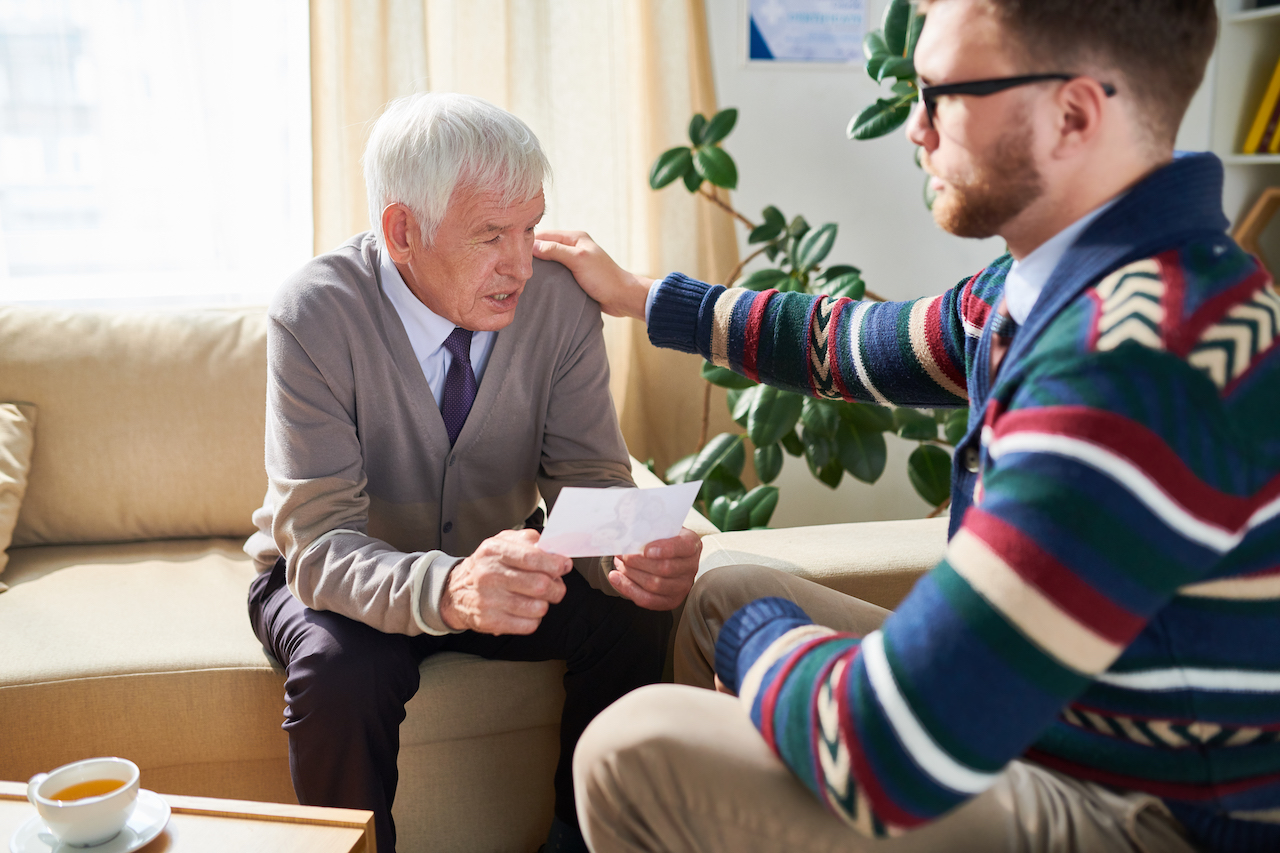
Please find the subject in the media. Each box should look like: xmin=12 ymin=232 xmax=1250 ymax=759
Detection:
xmin=648 ymin=153 xmax=1280 ymax=852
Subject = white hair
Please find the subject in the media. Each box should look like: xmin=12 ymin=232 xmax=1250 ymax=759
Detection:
xmin=362 ymin=93 xmax=551 ymax=246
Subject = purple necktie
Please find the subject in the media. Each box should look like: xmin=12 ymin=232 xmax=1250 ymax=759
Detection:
xmin=441 ymin=327 xmax=477 ymax=446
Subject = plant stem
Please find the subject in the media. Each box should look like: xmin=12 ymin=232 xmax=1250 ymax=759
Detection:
xmin=698 ymin=186 xmax=756 ymax=230
xmin=926 ymin=497 xmax=952 ymax=519
xmin=862 ymin=287 xmax=888 ymax=303
xmin=698 ymin=380 xmax=712 ymax=449
xmin=723 ymin=245 xmax=770 ymax=286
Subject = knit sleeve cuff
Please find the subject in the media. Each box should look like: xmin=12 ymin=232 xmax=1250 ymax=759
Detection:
xmin=715 ymin=596 xmax=813 ymax=694
xmin=412 ymin=551 xmax=466 ymax=636
xmin=647 ymin=272 xmax=718 ymax=355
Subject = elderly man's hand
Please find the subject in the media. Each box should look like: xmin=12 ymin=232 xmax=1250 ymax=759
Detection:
xmin=607 ymin=527 xmax=702 ymax=611
xmin=534 ymin=230 xmax=653 ymax=322
xmin=441 ymin=529 xmax=573 ymax=635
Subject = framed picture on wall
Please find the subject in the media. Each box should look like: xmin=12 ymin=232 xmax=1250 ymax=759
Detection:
xmin=745 ymin=0 xmax=869 ymax=66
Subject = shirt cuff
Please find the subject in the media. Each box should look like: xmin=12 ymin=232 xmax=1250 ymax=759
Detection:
xmin=412 ymin=551 xmax=466 ymax=636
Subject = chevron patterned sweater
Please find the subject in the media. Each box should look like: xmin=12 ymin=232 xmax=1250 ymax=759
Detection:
xmin=650 ymin=154 xmax=1280 ymax=852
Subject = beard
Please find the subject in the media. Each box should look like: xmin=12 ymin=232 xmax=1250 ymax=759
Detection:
xmin=926 ymin=120 xmax=1044 ymax=240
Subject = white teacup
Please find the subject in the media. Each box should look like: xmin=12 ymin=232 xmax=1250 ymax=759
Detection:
xmin=26 ymin=756 xmax=140 ymax=847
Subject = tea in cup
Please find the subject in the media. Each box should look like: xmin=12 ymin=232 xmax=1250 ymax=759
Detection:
xmin=26 ymin=756 xmax=140 ymax=846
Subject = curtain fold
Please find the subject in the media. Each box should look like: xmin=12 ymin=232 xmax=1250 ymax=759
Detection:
xmin=310 ymin=0 xmax=739 ymax=473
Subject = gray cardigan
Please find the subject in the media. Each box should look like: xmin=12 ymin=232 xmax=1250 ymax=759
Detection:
xmin=245 ymin=232 xmax=633 ymax=635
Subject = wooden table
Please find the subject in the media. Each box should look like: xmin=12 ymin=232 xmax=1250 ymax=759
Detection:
xmin=0 ymin=782 xmax=374 ymax=853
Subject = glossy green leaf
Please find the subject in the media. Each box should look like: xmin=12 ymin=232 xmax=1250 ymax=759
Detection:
xmin=801 ymin=398 xmax=841 ymax=438
xmin=780 ymin=429 xmax=804 ymax=457
xmin=819 ymin=264 xmax=861 ymax=281
xmin=728 ymin=386 xmax=759 ymax=426
xmin=700 ymin=466 xmax=746 ymax=508
xmin=688 ymin=113 xmax=708 ymax=145
xmin=701 ymin=360 xmax=757 ymax=390
xmin=685 ymin=432 xmax=745 ymax=482
xmin=847 ymin=96 xmax=915 ymax=141
xmin=764 ymin=244 xmax=780 ymax=262
xmin=753 ymin=443 xmax=784 ymax=483
xmin=862 ymin=30 xmax=888 ymax=60
xmin=693 ymin=146 xmax=738 ymax=189
xmin=891 ymin=79 xmax=916 ymax=97
xmin=944 ymin=409 xmax=969 ymax=446
xmin=840 ymin=402 xmax=895 ymax=433
xmin=905 ymin=10 xmax=926 ymax=59
xmin=877 ymin=56 xmax=915 ymax=83
xmin=762 ymin=205 xmax=786 ymax=227
xmin=787 ymin=215 xmax=810 ymax=239
xmin=825 ymin=272 xmax=865 ymax=300
xmin=796 ymin=222 xmax=838 ymax=271
xmin=748 ymin=386 xmax=804 ymax=448
xmin=708 ymin=495 xmax=731 ymax=530
xmin=837 ymin=420 xmax=888 ymax=484
xmin=748 ymin=222 xmax=783 ymax=244
xmin=664 ymin=452 xmax=696 ymax=485
xmin=683 ymin=167 xmax=703 ymax=193
xmin=923 ymin=172 xmax=937 ymax=210
xmin=882 ymin=0 xmax=912 ymax=55
xmin=895 ymin=407 xmax=939 ymax=441
xmin=804 ymin=430 xmax=835 ymax=469
xmin=649 ymin=147 xmax=693 ymax=190
xmin=740 ymin=267 xmax=789 ymax=291
xmin=702 ymin=108 xmax=739 ymax=145
xmin=908 ymin=444 xmax=952 ymax=507
xmin=741 ymin=485 xmax=779 ymax=528
xmin=806 ymin=438 xmax=844 ymax=488
xmin=866 ymin=52 xmax=889 ymax=82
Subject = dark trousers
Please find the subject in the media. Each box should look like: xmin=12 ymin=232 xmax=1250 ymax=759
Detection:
xmin=248 ymin=558 xmax=671 ymax=853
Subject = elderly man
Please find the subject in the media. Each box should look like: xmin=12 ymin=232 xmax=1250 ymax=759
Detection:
xmin=539 ymin=0 xmax=1280 ymax=851
xmin=243 ymin=93 xmax=700 ymax=853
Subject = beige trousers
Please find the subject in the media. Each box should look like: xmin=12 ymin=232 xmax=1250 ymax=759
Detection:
xmin=574 ymin=564 xmax=1197 ymax=853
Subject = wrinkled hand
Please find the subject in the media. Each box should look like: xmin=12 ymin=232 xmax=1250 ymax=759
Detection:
xmin=441 ymin=529 xmax=573 ymax=635
xmin=608 ymin=527 xmax=702 ymax=611
xmin=534 ymin=230 xmax=653 ymax=321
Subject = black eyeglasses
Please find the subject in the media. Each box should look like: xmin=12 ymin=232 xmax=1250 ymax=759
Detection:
xmin=917 ymin=74 xmax=1117 ymax=128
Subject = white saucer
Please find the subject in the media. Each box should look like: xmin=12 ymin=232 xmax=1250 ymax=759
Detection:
xmin=9 ymin=789 xmax=170 ymax=853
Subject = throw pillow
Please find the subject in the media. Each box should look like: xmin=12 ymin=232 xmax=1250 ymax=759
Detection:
xmin=0 ymin=402 xmax=37 ymax=590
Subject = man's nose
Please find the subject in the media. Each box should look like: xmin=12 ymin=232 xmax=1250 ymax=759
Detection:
xmin=905 ymin=98 xmax=935 ymax=150
xmin=501 ymin=234 xmax=534 ymax=281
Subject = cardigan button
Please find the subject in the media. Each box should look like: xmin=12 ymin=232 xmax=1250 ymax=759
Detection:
xmin=962 ymin=446 xmax=981 ymax=473
xmin=443 ymin=521 xmax=453 ymax=533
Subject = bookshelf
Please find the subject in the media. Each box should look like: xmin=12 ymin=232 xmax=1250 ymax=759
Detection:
xmin=1207 ymin=0 xmax=1280 ymax=225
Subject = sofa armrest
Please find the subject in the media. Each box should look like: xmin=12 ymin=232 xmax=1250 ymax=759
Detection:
xmin=628 ymin=456 xmax=719 ymax=538
xmin=696 ymin=516 xmax=948 ymax=611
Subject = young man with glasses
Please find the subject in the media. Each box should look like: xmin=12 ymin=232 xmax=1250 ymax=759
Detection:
xmin=538 ymin=0 xmax=1280 ymax=851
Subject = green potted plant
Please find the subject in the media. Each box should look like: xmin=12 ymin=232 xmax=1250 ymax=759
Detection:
xmin=648 ymin=0 xmax=958 ymax=532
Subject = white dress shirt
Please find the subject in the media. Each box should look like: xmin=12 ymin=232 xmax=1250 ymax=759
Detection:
xmin=1003 ymin=198 xmax=1119 ymax=325
xmin=379 ymin=248 xmax=496 ymax=407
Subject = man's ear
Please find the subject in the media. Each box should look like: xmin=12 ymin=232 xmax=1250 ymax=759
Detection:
xmin=381 ymin=204 xmax=417 ymax=263
xmin=1052 ymin=76 xmax=1109 ymax=158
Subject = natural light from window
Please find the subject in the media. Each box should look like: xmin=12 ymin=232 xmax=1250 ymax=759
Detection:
xmin=0 ymin=0 xmax=311 ymax=307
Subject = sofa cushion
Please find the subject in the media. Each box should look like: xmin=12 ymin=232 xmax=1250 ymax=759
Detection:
xmin=0 ymin=403 xmax=36 ymax=586
xmin=0 ymin=540 xmax=565 ymax=802
xmin=0 ymin=307 xmax=270 ymax=546
xmin=697 ymin=516 xmax=950 ymax=610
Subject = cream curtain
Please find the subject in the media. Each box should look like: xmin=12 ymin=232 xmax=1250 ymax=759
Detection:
xmin=309 ymin=0 xmax=739 ymax=473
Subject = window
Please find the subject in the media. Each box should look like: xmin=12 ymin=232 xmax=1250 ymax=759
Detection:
xmin=0 ymin=0 xmax=311 ymax=306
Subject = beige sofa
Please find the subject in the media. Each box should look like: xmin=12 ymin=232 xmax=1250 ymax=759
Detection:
xmin=0 ymin=304 xmax=947 ymax=853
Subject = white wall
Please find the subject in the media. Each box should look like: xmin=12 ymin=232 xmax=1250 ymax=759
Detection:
xmin=701 ymin=0 xmax=1218 ymax=528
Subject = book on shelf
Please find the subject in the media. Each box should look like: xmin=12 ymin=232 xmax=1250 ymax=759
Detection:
xmin=1243 ymin=55 xmax=1280 ymax=154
